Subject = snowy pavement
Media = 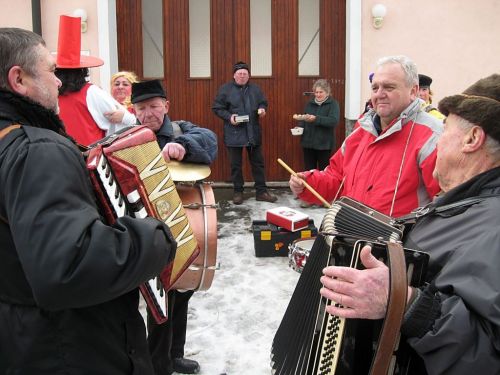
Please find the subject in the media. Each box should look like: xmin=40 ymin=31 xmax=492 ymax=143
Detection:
xmin=182 ymin=188 xmax=325 ymax=375
xmin=142 ymin=187 xmax=326 ymax=375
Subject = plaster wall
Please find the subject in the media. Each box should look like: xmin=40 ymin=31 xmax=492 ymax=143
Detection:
xmin=361 ymin=0 xmax=500 ymax=113
xmin=0 ymin=0 xmax=32 ymax=29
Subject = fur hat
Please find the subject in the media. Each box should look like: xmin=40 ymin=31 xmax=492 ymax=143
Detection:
xmin=55 ymin=15 xmax=103 ymax=69
xmin=131 ymin=79 xmax=167 ymax=104
xmin=233 ymin=61 xmax=249 ymax=73
xmin=438 ymin=74 xmax=500 ymax=142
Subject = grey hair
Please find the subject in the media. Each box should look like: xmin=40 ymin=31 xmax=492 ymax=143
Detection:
xmin=376 ymin=55 xmax=418 ymax=87
xmin=312 ymin=79 xmax=331 ymax=95
xmin=0 ymin=28 xmax=45 ymax=90
xmin=455 ymin=115 xmax=500 ymax=158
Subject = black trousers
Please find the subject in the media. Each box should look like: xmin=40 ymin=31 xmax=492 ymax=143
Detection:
xmin=227 ymin=145 xmax=267 ymax=194
xmin=303 ymin=147 xmax=332 ymax=171
xmin=147 ymin=289 xmax=194 ymax=374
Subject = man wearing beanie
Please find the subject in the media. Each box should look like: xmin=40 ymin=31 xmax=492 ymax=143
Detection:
xmin=212 ymin=61 xmax=277 ymax=205
xmin=320 ymin=74 xmax=500 ymax=374
xmin=132 ymin=79 xmax=217 ymax=375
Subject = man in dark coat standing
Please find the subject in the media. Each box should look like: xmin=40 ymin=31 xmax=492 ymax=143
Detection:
xmin=212 ymin=61 xmax=277 ymax=205
xmin=0 ymin=28 xmax=176 ymax=375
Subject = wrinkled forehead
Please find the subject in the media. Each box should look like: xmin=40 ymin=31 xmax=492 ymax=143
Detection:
xmin=372 ymin=63 xmax=413 ymax=89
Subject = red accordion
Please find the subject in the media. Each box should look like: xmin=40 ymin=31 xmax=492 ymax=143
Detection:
xmin=85 ymin=126 xmax=199 ymax=324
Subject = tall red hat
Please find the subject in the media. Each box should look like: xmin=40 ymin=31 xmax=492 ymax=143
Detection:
xmin=56 ymin=15 xmax=104 ymax=69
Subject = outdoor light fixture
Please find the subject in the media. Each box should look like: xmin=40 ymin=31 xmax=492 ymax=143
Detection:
xmin=72 ymin=8 xmax=88 ymax=33
xmin=371 ymin=4 xmax=387 ymax=29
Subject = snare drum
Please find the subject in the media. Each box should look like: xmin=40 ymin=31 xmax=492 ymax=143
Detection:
xmin=288 ymin=237 xmax=316 ymax=273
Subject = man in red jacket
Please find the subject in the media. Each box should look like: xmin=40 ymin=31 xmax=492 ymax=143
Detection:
xmin=290 ymin=55 xmax=442 ymax=217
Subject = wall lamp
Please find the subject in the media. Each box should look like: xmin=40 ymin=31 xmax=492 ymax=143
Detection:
xmin=371 ymin=4 xmax=387 ymax=29
xmin=72 ymin=8 xmax=88 ymax=33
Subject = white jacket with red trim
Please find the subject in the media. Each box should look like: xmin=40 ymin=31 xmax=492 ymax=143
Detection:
xmin=298 ymin=99 xmax=443 ymax=217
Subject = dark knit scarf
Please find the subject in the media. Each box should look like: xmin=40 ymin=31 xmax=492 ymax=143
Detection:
xmin=0 ymin=89 xmax=73 ymax=141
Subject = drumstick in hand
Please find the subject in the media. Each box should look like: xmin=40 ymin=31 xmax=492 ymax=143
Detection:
xmin=277 ymin=158 xmax=331 ymax=208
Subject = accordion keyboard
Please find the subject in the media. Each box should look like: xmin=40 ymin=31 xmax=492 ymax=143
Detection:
xmin=315 ymin=311 xmax=345 ymax=374
xmin=95 ymin=152 xmax=167 ymax=319
xmin=86 ymin=126 xmax=200 ymax=324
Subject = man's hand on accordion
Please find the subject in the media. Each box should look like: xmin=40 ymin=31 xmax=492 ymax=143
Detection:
xmin=319 ymin=245 xmax=391 ymax=320
xmin=162 ymin=142 xmax=186 ymax=162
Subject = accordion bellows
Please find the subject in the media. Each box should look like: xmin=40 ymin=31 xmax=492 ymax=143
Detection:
xmin=86 ymin=126 xmax=199 ymax=323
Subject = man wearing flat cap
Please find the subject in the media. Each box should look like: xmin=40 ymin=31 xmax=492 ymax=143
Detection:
xmin=212 ymin=61 xmax=277 ymax=205
xmin=320 ymin=74 xmax=500 ymax=374
xmin=132 ymin=79 xmax=217 ymax=165
xmin=418 ymin=73 xmax=445 ymax=120
xmin=132 ymin=79 xmax=217 ymax=375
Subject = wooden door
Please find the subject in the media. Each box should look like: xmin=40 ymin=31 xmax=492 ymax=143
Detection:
xmin=116 ymin=0 xmax=346 ymax=183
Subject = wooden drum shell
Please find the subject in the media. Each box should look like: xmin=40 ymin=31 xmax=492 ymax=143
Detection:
xmin=172 ymin=183 xmax=217 ymax=291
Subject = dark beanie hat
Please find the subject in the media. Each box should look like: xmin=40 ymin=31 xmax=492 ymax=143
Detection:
xmin=438 ymin=74 xmax=500 ymax=142
xmin=233 ymin=61 xmax=249 ymax=73
xmin=131 ymin=79 xmax=167 ymax=104
xmin=418 ymin=74 xmax=433 ymax=88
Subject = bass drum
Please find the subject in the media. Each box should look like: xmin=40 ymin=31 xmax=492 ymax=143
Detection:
xmin=172 ymin=182 xmax=218 ymax=291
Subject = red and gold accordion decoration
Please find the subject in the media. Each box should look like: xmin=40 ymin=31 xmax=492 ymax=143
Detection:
xmin=85 ymin=125 xmax=199 ymax=324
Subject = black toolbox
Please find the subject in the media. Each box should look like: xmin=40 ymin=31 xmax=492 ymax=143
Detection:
xmin=252 ymin=219 xmax=318 ymax=257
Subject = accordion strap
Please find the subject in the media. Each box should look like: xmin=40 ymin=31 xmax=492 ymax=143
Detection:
xmin=0 ymin=123 xmax=22 ymax=225
xmin=0 ymin=123 xmax=22 ymax=142
xmin=397 ymin=193 xmax=500 ymax=225
xmin=370 ymin=241 xmax=407 ymax=375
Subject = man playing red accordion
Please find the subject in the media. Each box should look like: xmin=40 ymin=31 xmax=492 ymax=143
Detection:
xmin=0 ymin=28 xmax=177 ymax=374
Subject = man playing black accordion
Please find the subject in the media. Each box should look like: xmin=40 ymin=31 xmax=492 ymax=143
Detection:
xmin=321 ymin=74 xmax=500 ymax=374
xmin=290 ymin=55 xmax=443 ymax=218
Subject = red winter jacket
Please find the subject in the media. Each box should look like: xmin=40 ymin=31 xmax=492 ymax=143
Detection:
xmin=299 ymin=99 xmax=442 ymax=217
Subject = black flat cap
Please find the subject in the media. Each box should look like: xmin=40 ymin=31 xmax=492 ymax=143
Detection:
xmin=131 ymin=79 xmax=167 ymax=104
xmin=419 ymin=74 xmax=433 ymax=88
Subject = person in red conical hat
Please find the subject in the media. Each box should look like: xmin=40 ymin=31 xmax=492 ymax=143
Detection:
xmin=55 ymin=15 xmax=137 ymax=146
